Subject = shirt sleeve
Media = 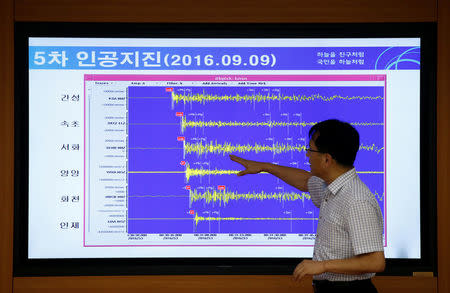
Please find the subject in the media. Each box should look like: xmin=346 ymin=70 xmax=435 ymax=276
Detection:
xmin=347 ymin=200 xmax=384 ymax=255
xmin=307 ymin=176 xmax=327 ymax=208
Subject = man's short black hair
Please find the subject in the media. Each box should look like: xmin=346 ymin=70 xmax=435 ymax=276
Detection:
xmin=308 ymin=119 xmax=360 ymax=167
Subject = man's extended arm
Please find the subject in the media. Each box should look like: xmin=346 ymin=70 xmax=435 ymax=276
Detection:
xmin=293 ymin=251 xmax=385 ymax=281
xmin=229 ymin=154 xmax=312 ymax=192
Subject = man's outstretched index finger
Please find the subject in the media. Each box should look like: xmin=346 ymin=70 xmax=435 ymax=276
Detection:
xmin=229 ymin=154 xmax=247 ymax=166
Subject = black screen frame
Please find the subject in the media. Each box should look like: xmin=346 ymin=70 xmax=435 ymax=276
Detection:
xmin=14 ymin=22 xmax=437 ymax=277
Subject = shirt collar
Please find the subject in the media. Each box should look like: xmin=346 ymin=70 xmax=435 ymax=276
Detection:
xmin=326 ymin=168 xmax=357 ymax=195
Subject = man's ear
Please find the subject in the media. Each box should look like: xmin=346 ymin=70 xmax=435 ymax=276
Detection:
xmin=324 ymin=153 xmax=334 ymax=167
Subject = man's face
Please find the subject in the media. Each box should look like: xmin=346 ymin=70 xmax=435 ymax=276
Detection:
xmin=306 ymin=135 xmax=323 ymax=177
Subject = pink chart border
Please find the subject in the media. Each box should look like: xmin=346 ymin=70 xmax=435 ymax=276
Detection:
xmin=84 ymin=74 xmax=386 ymax=82
xmin=83 ymin=74 xmax=387 ymax=248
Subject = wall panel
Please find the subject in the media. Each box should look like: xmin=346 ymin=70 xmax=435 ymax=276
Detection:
xmin=2 ymin=0 xmax=446 ymax=293
xmin=0 ymin=0 xmax=15 ymax=292
xmin=13 ymin=276 xmax=437 ymax=293
xmin=15 ymin=0 xmax=436 ymax=23
xmin=437 ymin=0 xmax=450 ymax=292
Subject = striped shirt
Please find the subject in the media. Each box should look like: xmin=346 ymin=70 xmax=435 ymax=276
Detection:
xmin=308 ymin=168 xmax=384 ymax=281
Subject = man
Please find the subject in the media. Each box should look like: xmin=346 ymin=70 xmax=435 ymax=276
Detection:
xmin=229 ymin=119 xmax=384 ymax=293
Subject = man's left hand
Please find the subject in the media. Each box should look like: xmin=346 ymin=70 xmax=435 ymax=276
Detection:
xmin=293 ymin=260 xmax=326 ymax=282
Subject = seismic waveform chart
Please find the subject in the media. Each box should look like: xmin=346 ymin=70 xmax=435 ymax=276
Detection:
xmin=125 ymin=76 xmax=386 ymax=235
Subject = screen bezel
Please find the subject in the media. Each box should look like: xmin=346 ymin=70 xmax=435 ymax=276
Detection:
xmin=14 ymin=22 xmax=437 ymax=276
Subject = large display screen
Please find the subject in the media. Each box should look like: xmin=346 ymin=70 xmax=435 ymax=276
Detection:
xmin=26 ymin=35 xmax=422 ymax=260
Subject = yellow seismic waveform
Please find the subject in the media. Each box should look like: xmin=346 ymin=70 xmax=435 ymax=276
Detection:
xmin=194 ymin=213 xmax=318 ymax=226
xmin=172 ymin=93 xmax=384 ymax=104
xmin=184 ymin=141 xmax=383 ymax=156
xmin=185 ymin=141 xmax=306 ymax=156
xmin=184 ymin=163 xmax=383 ymax=182
xmin=180 ymin=117 xmax=383 ymax=132
xmin=185 ymin=162 xmax=239 ymax=182
xmin=374 ymin=191 xmax=384 ymax=202
xmin=359 ymin=143 xmax=384 ymax=154
xmin=181 ymin=117 xmax=315 ymax=132
xmin=351 ymin=122 xmax=384 ymax=127
xmin=190 ymin=189 xmax=311 ymax=206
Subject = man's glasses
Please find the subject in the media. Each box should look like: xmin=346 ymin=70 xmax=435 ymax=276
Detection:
xmin=306 ymin=148 xmax=335 ymax=159
xmin=306 ymin=148 xmax=325 ymax=154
